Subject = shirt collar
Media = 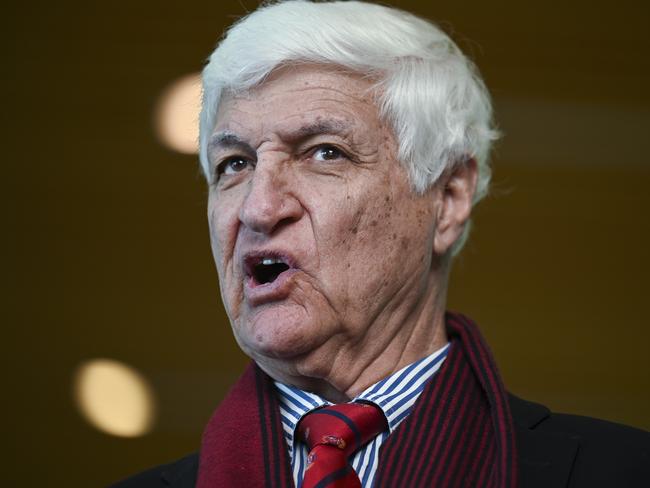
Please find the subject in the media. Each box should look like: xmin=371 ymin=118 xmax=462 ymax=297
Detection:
xmin=274 ymin=343 xmax=450 ymax=453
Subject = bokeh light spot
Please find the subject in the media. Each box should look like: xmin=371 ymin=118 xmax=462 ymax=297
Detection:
xmin=155 ymin=72 xmax=201 ymax=154
xmin=74 ymin=359 xmax=156 ymax=438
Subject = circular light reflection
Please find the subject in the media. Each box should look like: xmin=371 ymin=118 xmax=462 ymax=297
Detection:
xmin=155 ymin=72 xmax=202 ymax=154
xmin=74 ymin=358 xmax=156 ymax=438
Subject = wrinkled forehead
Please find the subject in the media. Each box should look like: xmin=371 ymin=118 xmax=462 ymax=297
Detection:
xmin=223 ymin=63 xmax=380 ymax=104
xmin=211 ymin=64 xmax=391 ymax=146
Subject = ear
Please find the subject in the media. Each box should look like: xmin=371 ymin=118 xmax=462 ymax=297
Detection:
xmin=433 ymin=158 xmax=478 ymax=256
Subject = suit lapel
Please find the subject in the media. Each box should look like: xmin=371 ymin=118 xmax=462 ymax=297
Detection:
xmin=160 ymin=454 xmax=199 ymax=487
xmin=510 ymin=395 xmax=579 ymax=488
xmin=516 ymin=427 xmax=579 ymax=488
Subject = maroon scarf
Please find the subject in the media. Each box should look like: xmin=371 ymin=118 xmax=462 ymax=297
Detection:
xmin=197 ymin=312 xmax=518 ymax=487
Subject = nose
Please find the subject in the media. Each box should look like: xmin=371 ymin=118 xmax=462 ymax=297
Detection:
xmin=239 ymin=162 xmax=303 ymax=235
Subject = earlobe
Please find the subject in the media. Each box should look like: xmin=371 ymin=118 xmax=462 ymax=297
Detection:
xmin=433 ymin=158 xmax=478 ymax=256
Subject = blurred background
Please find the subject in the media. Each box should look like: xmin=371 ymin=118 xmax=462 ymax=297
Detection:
xmin=4 ymin=0 xmax=649 ymax=486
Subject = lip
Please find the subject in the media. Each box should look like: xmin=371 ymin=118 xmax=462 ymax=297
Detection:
xmin=241 ymin=249 xmax=301 ymax=306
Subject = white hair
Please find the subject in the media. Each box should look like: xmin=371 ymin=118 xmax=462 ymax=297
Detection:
xmin=199 ymin=0 xmax=499 ymax=255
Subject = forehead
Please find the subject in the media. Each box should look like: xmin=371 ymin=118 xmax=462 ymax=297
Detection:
xmin=212 ymin=65 xmax=383 ymax=139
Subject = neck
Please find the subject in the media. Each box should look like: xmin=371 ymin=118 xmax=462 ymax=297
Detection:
xmin=259 ymin=266 xmax=450 ymax=403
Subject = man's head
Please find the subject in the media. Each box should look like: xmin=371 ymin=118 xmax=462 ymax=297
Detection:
xmin=201 ymin=1 xmax=496 ymax=398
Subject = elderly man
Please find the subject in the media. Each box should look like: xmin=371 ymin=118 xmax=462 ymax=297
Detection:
xmin=115 ymin=1 xmax=649 ymax=487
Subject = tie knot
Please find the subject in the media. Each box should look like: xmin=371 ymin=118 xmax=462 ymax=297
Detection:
xmin=297 ymin=402 xmax=387 ymax=456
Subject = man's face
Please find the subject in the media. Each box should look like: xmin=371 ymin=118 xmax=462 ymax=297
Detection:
xmin=207 ymin=65 xmax=438 ymax=381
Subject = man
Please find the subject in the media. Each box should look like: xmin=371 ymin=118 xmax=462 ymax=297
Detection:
xmin=115 ymin=1 xmax=649 ymax=487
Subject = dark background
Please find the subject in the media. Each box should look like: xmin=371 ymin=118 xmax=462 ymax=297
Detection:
xmin=4 ymin=0 xmax=649 ymax=486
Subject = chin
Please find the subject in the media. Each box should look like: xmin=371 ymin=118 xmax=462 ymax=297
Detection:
xmin=235 ymin=305 xmax=324 ymax=360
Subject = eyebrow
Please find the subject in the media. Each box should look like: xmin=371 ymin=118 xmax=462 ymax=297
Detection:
xmin=208 ymin=119 xmax=354 ymax=155
xmin=290 ymin=120 xmax=353 ymax=141
xmin=208 ymin=132 xmax=255 ymax=154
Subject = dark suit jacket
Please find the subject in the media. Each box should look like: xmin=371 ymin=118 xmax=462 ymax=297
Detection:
xmin=111 ymin=394 xmax=650 ymax=487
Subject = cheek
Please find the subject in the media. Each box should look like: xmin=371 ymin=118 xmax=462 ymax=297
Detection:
xmin=358 ymin=196 xmax=402 ymax=267
xmin=350 ymin=193 xmax=433 ymax=291
xmin=316 ymin=189 xmax=397 ymax=294
xmin=207 ymin=193 xmax=239 ymax=273
xmin=208 ymin=193 xmax=247 ymax=321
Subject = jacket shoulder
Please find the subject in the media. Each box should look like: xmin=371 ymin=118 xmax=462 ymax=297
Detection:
xmin=109 ymin=453 xmax=199 ymax=488
xmin=509 ymin=394 xmax=650 ymax=487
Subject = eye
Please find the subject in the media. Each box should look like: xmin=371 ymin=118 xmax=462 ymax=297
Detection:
xmin=216 ymin=156 xmax=254 ymax=178
xmin=313 ymin=145 xmax=347 ymax=162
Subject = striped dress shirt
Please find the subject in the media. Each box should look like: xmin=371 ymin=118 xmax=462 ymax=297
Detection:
xmin=274 ymin=343 xmax=450 ymax=487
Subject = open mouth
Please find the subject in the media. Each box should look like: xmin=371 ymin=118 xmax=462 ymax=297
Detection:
xmin=254 ymin=258 xmax=290 ymax=284
xmin=244 ymin=254 xmax=293 ymax=286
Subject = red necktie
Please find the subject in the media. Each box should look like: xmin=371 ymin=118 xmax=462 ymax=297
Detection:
xmin=296 ymin=402 xmax=388 ymax=488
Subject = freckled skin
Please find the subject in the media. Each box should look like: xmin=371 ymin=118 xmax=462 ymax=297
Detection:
xmin=206 ymin=65 xmax=476 ymax=401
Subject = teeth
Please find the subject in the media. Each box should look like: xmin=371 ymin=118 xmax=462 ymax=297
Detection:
xmin=261 ymin=257 xmax=284 ymax=266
